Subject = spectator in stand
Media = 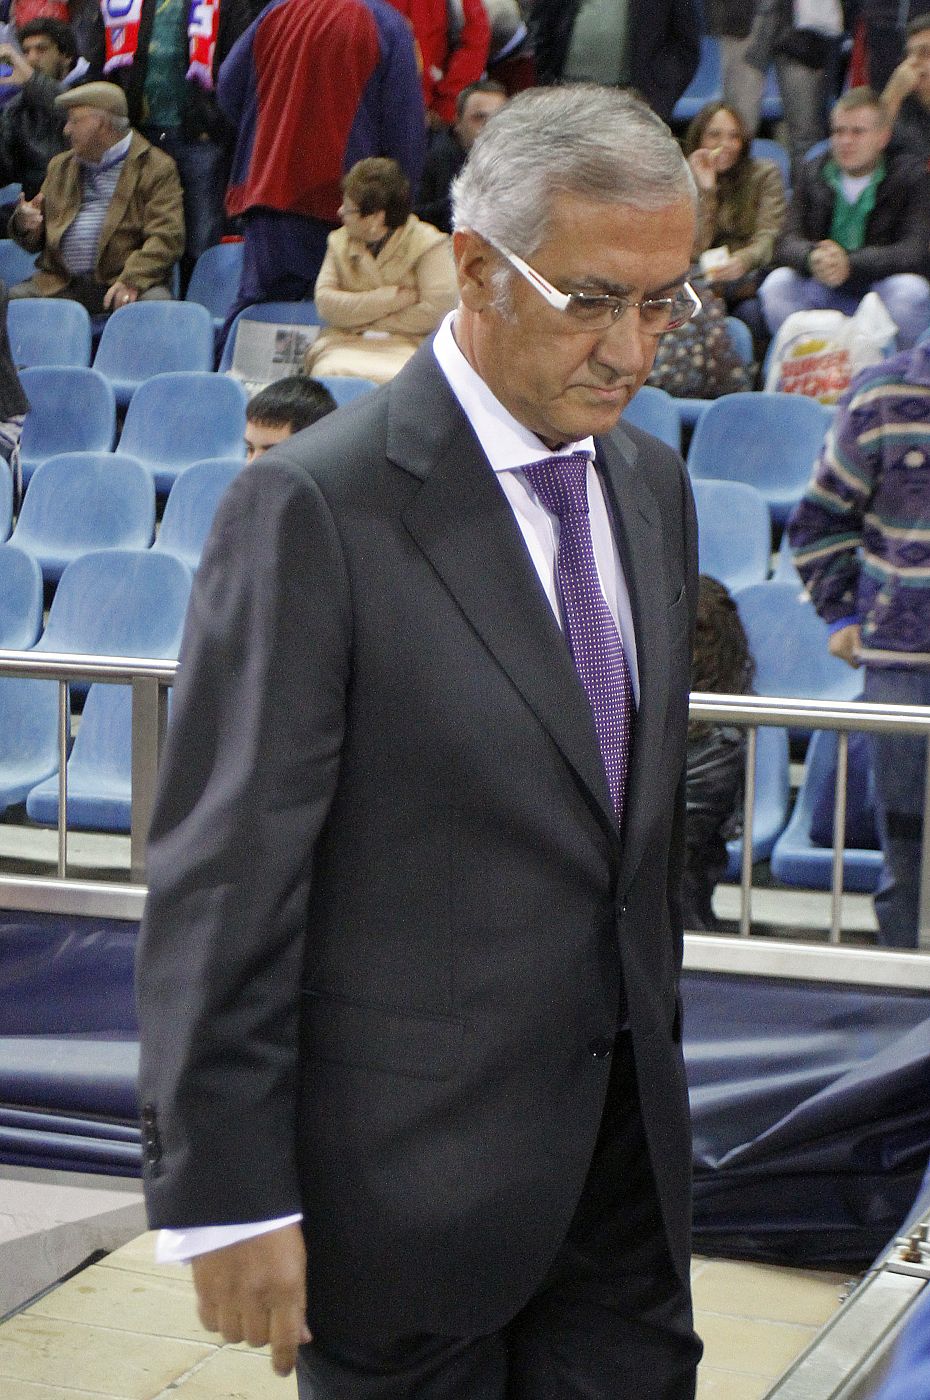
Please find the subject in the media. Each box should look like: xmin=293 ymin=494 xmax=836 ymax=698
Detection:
xmin=245 ymin=375 xmax=337 ymax=460
xmin=97 ymin=0 xmax=249 ymax=281
xmin=7 ymin=0 xmax=100 ymax=63
xmin=8 ymin=80 xmax=183 ymax=312
xmin=743 ymin=0 xmax=842 ymax=185
xmin=217 ymin=0 xmax=425 ymax=334
xmin=0 ymin=19 xmax=88 ymax=199
xmin=384 ymin=0 xmax=490 ymax=128
xmin=685 ymin=100 xmax=787 ymax=342
xmin=882 ymin=14 xmax=930 ymax=161
xmin=788 ymin=341 xmax=930 ymax=947
xmin=305 ymin=156 xmax=457 ymax=383
xmin=416 ymin=79 xmax=506 ymax=233
xmin=527 ymin=0 xmax=700 ymax=125
xmin=759 ymin=87 xmax=930 ymax=349
xmin=684 ymin=576 xmax=754 ymax=932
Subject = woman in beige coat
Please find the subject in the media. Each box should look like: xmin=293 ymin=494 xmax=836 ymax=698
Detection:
xmin=305 ymin=158 xmax=458 ymax=384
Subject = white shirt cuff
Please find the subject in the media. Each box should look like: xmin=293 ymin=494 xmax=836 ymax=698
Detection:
xmin=155 ymin=1214 xmax=303 ymax=1263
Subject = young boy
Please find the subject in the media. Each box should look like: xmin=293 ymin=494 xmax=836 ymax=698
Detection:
xmin=245 ymin=375 xmax=337 ymax=461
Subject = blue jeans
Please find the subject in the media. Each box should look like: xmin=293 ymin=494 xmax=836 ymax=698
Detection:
xmin=863 ymin=666 xmax=930 ymax=948
xmin=759 ymin=267 xmax=930 ymax=350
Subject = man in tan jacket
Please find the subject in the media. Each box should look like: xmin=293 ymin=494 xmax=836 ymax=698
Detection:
xmin=9 ymin=80 xmax=184 ymax=314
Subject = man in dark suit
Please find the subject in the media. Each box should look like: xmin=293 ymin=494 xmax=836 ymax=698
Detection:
xmin=136 ymin=84 xmax=704 ymax=1399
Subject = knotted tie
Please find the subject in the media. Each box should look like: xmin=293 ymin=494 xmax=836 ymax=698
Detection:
xmin=523 ymin=453 xmax=634 ymax=824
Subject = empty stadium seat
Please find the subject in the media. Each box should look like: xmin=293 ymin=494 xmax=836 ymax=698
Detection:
xmin=18 ymin=367 xmax=116 ymax=488
xmin=93 ymin=302 xmax=215 ymax=407
xmin=0 ymin=460 xmax=11 ymax=541
xmin=318 ymin=376 xmax=380 ymax=406
xmin=7 ymin=298 xmax=92 ymax=368
xmin=153 ymin=457 xmax=242 ymax=570
xmin=692 ymin=479 xmax=771 ymax=592
xmin=687 ymin=392 xmax=832 ymax=527
xmin=672 ymin=36 xmax=723 ymax=122
xmin=770 ymin=729 xmax=884 ymax=892
xmin=115 ymin=372 xmax=247 ymax=493
xmin=735 ymin=579 xmax=863 ymax=704
xmin=34 ymin=547 xmax=192 ymax=663
xmin=724 ymin=316 xmax=754 ymax=367
xmin=621 ymin=385 xmax=681 ymax=450
xmin=0 ymin=239 xmax=37 ymax=286
xmin=772 ymin=530 xmax=802 ymax=583
xmin=724 ymin=725 xmax=792 ymax=875
xmin=10 ymin=452 xmax=155 ymax=582
xmin=0 ymin=542 xmax=43 ymax=648
xmin=218 ymin=300 xmax=324 ymax=373
xmin=26 ymin=549 xmax=192 ymax=830
xmin=0 ymin=675 xmax=61 ymax=817
xmin=185 ymin=242 xmax=245 ymax=329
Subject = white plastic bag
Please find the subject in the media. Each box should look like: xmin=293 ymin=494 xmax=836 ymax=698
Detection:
xmin=764 ymin=292 xmax=898 ymax=403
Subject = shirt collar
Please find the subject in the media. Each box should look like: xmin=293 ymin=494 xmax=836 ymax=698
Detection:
xmin=81 ymin=131 xmax=131 ymax=174
xmin=431 ymin=311 xmax=595 ymax=475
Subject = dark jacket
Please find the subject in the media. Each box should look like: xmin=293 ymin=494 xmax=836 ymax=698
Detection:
xmin=774 ymin=150 xmax=930 ymax=290
xmin=527 ymin=0 xmax=700 ymax=124
xmin=86 ymin=0 xmax=251 ymax=142
xmin=415 ymin=126 xmax=466 ymax=233
xmin=0 ymin=70 xmax=72 ymax=199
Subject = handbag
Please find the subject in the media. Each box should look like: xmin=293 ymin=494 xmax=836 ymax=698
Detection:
xmin=646 ymin=280 xmax=753 ymax=400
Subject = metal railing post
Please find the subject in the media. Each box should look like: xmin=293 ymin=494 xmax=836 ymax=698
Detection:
xmin=130 ymin=675 xmax=168 ymax=884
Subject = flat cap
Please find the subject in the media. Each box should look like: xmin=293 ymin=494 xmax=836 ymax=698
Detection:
xmin=54 ymin=81 xmax=128 ymax=118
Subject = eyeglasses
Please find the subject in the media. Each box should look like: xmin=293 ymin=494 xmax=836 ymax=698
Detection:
xmin=488 ymin=239 xmax=702 ymax=334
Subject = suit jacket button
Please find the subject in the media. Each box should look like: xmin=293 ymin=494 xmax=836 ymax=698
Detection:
xmin=588 ymin=1037 xmax=613 ymax=1060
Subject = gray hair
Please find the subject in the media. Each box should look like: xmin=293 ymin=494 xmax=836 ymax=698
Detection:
xmin=451 ymin=84 xmax=696 ymax=259
xmin=105 ymin=113 xmax=131 ymax=135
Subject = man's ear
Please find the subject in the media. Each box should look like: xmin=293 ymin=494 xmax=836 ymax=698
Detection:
xmin=453 ymin=229 xmax=496 ymax=311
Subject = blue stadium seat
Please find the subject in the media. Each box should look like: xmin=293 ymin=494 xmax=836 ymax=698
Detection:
xmin=772 ymin=530 xmax=801 ymax=583
xmin=724 ymin=725 xmax=792 ymax=875
xmin=10 ymin=452 xmax=155 ymax=583
xmin=621 ymin=385 xmax=681 ymax=450
xmin=218 ymin=300 xmax=324 ymax=373
xmin=770 ymin=729 xmax=884 ymax=892
xmin=0 ymin=542 xmax=43 ymax=648
xmin=18 ymin=367 xmax=116 ymax=488
xmin=34 ymin=547 xmax=192 ymax=662
xmin=185 ymin=242 xmax=245 ymax=329
xmin=318 ymin=376 xmax=380 ymax=406
xmin=759 ymin=66 xmax=784 ymax=123
xmin=7 ymin=298 xmax=91 ymax=368
xmin=0 ymin=459 xmax=11 ymax=541
xmin=115 ymin=372 xmax=247 ymax=493
xmin=735 ymin=580 xmax=863 ymax=704
xmin=687 ymin=391 xmax=832 ymax=527
xmin=0 ymin=674 xmax=61 ymax=816
xmin=672 ymin=36 xmax=723 ymax=122
xmin=26 ymin=549 xmax=192 ymax=830
xmin=0 ymin=239 xmax=37 ymax=286
xmin=724 ymin=315 xmax=754 ymax=367
xmin=750 ymin=137 xmax=791 ymax=190
xmin=93 ymin=302 xmax=214 ymax=408
xmin=153 ymin=457 xmax=242 ymax=570
xmin=693 ymin=479 xmax=771 ymax=592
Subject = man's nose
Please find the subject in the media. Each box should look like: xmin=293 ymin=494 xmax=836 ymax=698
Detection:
xmin=592 ymin=308 xmax=647 ymax=376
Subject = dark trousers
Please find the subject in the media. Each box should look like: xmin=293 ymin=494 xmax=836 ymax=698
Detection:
xmin=296 ymin=1034 xmax=702 ymax=1399
xmin=219 ymin=208 xmax=336 ymax=347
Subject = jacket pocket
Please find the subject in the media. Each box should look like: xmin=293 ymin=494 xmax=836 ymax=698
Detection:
xmin=303 ymin=989 xmax=463 ymax=1081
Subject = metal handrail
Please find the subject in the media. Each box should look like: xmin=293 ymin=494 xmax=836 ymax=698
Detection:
xmin=2 ymin=652 xmax=930 ymax=952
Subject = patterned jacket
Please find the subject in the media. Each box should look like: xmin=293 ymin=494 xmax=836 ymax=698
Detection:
xmin=787 ymin=344 xmax=930 ymax=668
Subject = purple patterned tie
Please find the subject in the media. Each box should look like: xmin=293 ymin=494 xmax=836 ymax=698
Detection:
xmin=523 ymin=453 xmax=634 ymax=824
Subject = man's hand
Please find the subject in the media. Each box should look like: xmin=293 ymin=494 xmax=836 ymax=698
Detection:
xmin=191 ymin=1223 xmax=311 ymax=1377
xmin=809 ymin=240 xmax=849 ymax=288
xmin=103 ymin=280 xmax=139 ymax=310
xmin=0 ymin=43 xmax=33 ymax=86
xmin=828 ymin=622 xmax=862 ymax=667
xmin=14 ymin=191 xmax=44 ymax=236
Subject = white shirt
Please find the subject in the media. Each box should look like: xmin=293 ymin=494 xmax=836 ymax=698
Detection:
xmin=157 ymin=311 xmax=639 ymax=1265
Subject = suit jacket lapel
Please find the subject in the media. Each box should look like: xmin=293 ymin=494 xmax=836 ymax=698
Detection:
xmin=389 ymin=346 xmax=617 ymax=833
xmin=596 ymin=428 xmax=674 ymax=890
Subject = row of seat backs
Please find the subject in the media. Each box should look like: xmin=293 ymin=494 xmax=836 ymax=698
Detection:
xmin=18 ymin=367 xmax=248 ymax=492
xmin=0 ymin=545 xmax=192 ymax=830
xmin=2 ymin=454 xmax=243 ymax=580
